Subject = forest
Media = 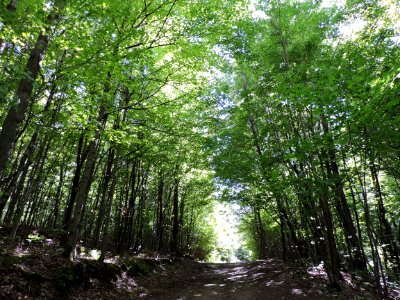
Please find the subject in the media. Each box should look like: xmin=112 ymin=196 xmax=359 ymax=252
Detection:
xmin=0 ymin=0 xmax=399 ymax=299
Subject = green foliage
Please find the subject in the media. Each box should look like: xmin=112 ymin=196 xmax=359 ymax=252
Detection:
xmin=123 ymin=259 xmax=158 ymax=276
xmin=27 ymin=233 xmax=46 ymax=242
xmin=1 ymin=0 xmax=400 ymax=293
xmin=234 ymin=246 xmax=252 ymax=262
xmin=208 ymin=0 xmax=400 ymax=291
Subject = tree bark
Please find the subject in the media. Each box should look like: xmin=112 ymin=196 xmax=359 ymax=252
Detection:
xmin=319 ymin=188 xmax=341 ymax=289
xmin=6 ymin=0 xmax=18 ymax=12
xmin=93 ymin=147 xmax=115 ymax=248
xmin=62 ymin=133 xmax=86 ymax=231
xmin=63 ymin=106 xmax=106 ymax=259
xmin=98 ymin=149 xmax=118 ymax=262
xmin=170 ymin=178 xmax=180 ymax=253
xmin=320 ymin=114 xmax=366 ymax=271
xmin=254 ymin=207 xmax=267 ymax=259
xmin=370 ymin=163 xmax=400 ymax=270
xmin=0 ymin=134 xmax=37 ymax=217
xmin=0 ymin=0 xmax=65 ymax=177
xmin=52 ymin=165 xmax=64 ymax=229
xmin=157 ymin=171 xmax=164 ymax=252
xmin=0 ymin=33 xmax=48 ymax=177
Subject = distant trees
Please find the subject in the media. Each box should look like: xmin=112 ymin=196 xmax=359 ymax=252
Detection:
xmin=0 ymin=0 xmax=240 ymax=261
xmin=1 ymin=0 xmax=399 ymax=296
xmin=211 ymin=0 xmax=400 ymax=295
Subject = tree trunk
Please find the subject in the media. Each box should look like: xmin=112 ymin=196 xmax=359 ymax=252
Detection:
xmin=0 ymin=0 xmax=66 ymax=177
xmin=0 ymin=32 xmax=48 ymax=177
xmin=6 ymin=0 xmax=18 ymax=12
xmin=125 ymin=158 xmax=141 ymax=252
xmin=98 ymin=149 xmax=119 ymax=262
xmin=62 ymin=133 xmax=86 ymax=231
xmin=93 ymin=147 xmax=115 ymax=248
xmin=319 ymin=189 xmax=341 ymax=289
xmin=0 ymin=133 xmax=37 ymax=217
xmin=63 ymin=106 xmax=106 ymax=260
xmin=320 ymin=114 xmax=366 ymax=271
xmin=133 ymin=171 xmax=148 ymax=252
xmin=370 ymin=163 xmax=400 ymax=270
xmin=52 ymin=165 xmax=64 ymax=229
xmin=170 ymin=178 xmax=180 ymax=253
xmin=254 ymin=207 xmax=267 ymax=259
xmin=157 ymin=171 xmax=164 ymax=252
xmin=3 ymin=160 xmax=30 ymax=226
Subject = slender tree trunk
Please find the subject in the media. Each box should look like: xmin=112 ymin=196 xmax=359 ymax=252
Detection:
xmin=320 ymin=114 xmax=366 ymax=271
xmin=0 ymin=0 xmax=66 ymax=177
xmin=62 ymin=133 xmax=86 ymax=231
xmin=0 ymin=48 xmax=65 ymax=220
xmin=361 ymin=171 xmax=388 ymax=296
xmin=133 ymin=172 xmax=148 ymax=252
xmin=0 ymin=33 xmax=48 ymax=176
xmin=178 ymin=191 xmax=186 ymax=251
xmin=126 ymin=158 xmax=141 ymax=252
xmin=170 ymin=178 xmax=180 ymax=253
xmin=98 ymin=150 xmax=119 ymax=262
xmin=370 ymin=163 xmax=400 ymax=270
xmin=0 ymin=134 xmax=37 ymax=217
xmin=63 ymin=105 xmax=106 ymax=259
xmin=93 ymin=147 xmax=115 ymax=247
xmin=279 ymin=215 xmax=287 ymax=261
xmin=3 ymin=134 xmax=51 ymax=227
xmin=157 ymin=171 xmax=164 ymax=252
xmin=254 ymin=207 xmax=267 ymax=259
xmin=24 ymin=139 xmax=51 ymax=221
xmin=319 ymin=189 xmax=341 ymax=289
xmin=3 ymin=161 xmax=30 ymax=226
xmin=52 ymin=166 xmax=64 ymax=229
xmin=278 ymin=196 xmax=306 ymax=258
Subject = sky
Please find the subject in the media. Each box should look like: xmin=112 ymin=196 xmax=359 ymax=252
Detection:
xmin=210 ymin=202 xmax=243 ymax=263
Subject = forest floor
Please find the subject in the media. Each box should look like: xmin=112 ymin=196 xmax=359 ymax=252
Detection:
xmin=0 ymin=228 xmax=398 ymax=299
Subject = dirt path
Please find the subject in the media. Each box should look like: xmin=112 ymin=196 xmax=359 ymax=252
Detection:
xmin=0 ymin=239 xmax=382 ymax=300
xmin=140 ymin=259 xmax=354 ymax=300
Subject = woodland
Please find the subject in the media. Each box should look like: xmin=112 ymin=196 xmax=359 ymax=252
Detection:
xmin=0 ymin=0 xmax=400 ymax=299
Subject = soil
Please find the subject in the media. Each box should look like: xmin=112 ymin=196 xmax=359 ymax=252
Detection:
xmin=139 ymin=259 xmax=380 ymax=300
xmin=0 ymin=231 xmax=396 ymax=299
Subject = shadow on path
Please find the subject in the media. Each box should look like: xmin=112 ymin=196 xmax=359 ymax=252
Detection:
xmin=143 ymin=259 xmax=333 ymax=300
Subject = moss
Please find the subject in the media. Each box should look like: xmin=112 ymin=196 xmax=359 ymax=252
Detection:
xmin=123 ymin=259 xmax=158 ymax=276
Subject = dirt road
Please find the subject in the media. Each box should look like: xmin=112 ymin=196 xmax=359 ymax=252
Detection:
xmin=140 ymin=259 xmax=358 ymax=300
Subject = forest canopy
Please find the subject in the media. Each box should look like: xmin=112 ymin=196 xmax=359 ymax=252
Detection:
xmin=0 ymin=0 xmax=399 ymax=297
